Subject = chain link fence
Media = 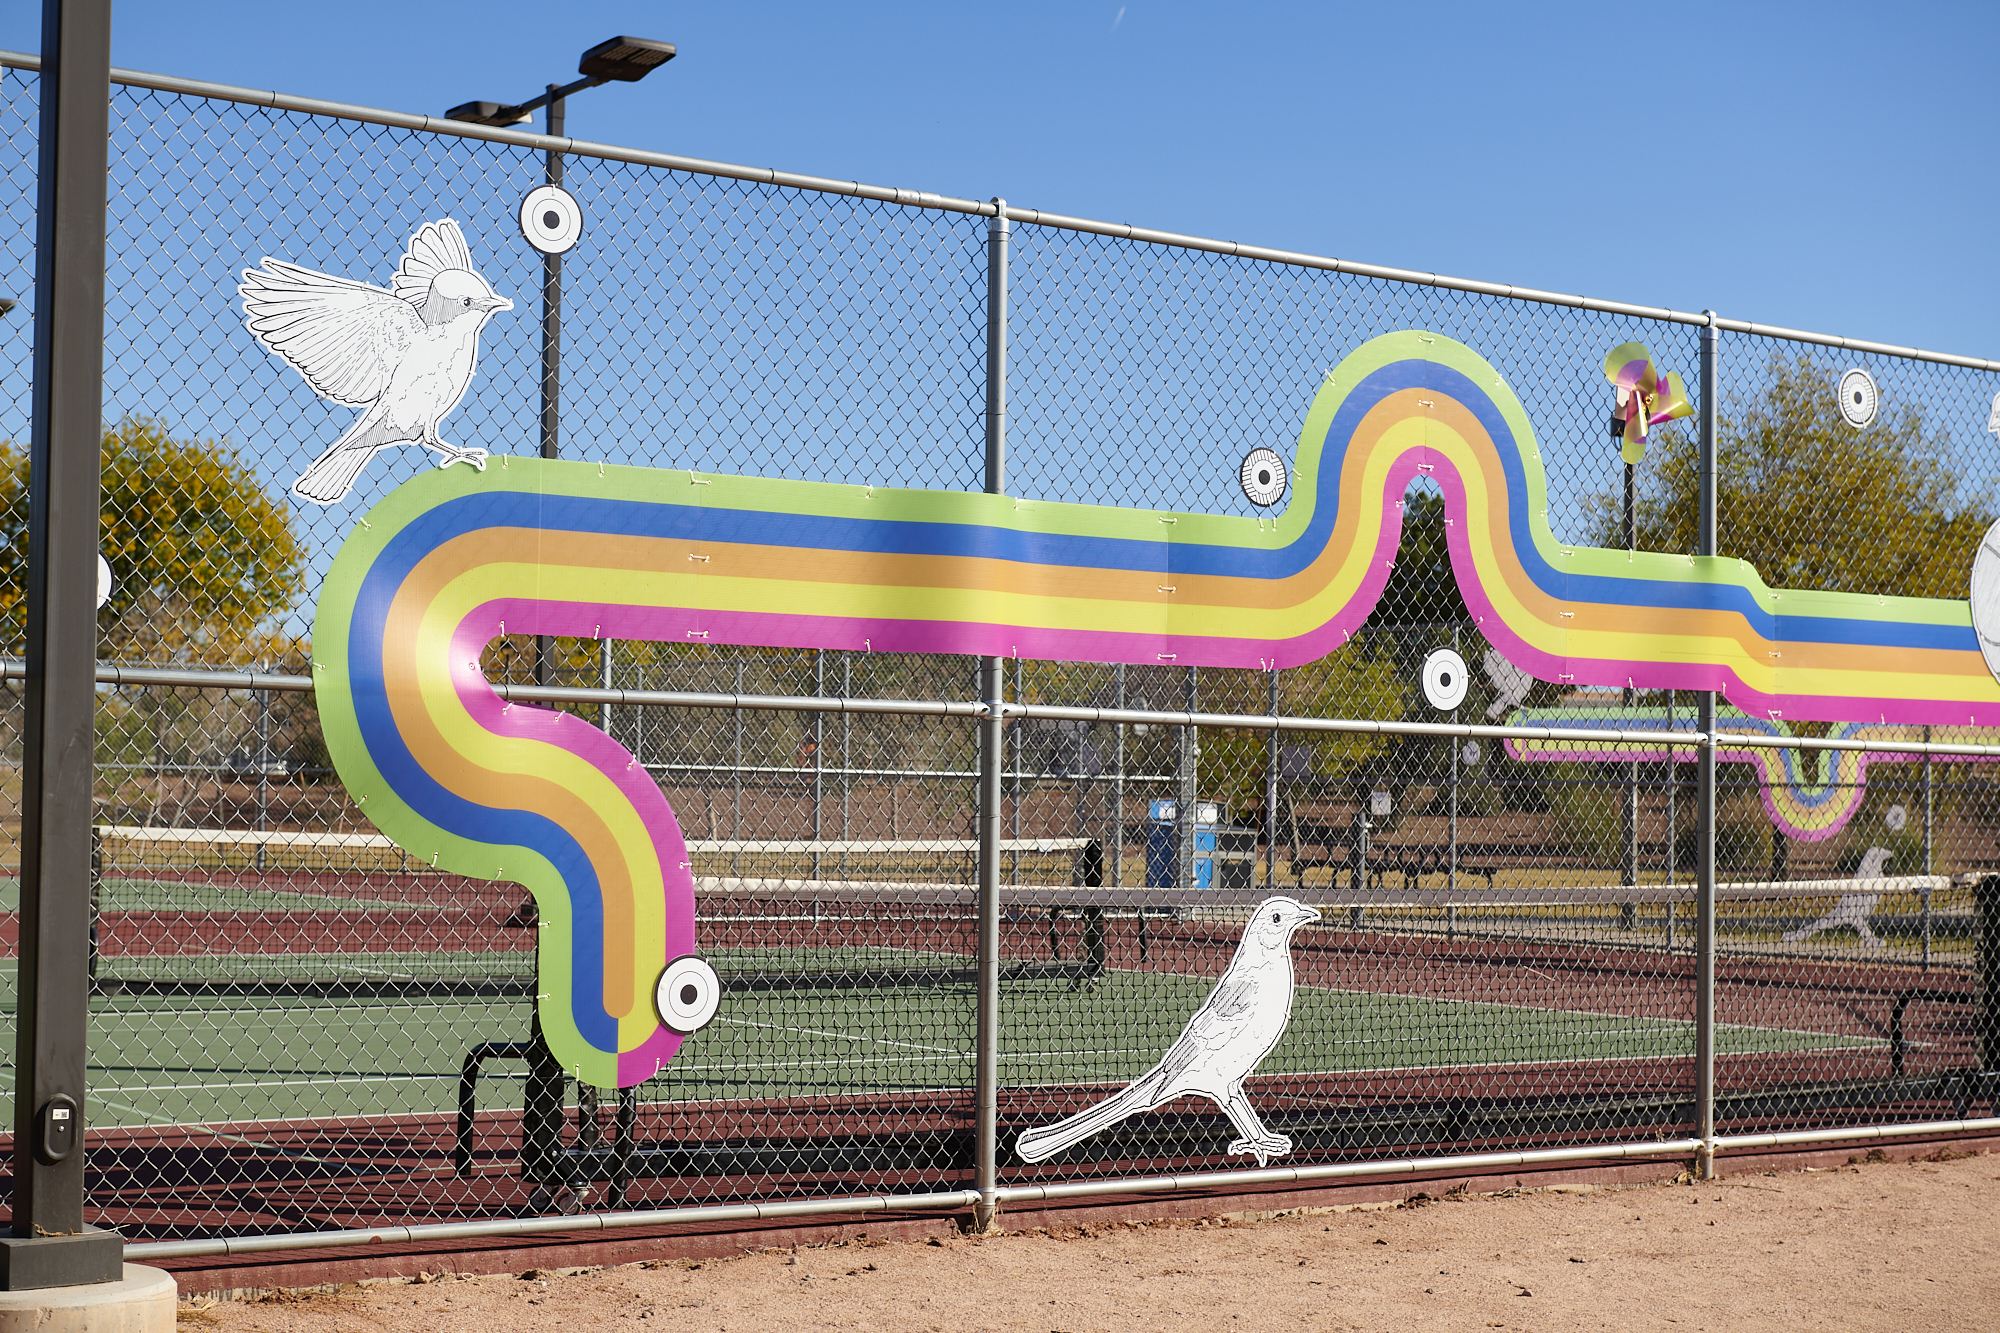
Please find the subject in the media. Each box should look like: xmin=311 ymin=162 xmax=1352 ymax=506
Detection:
xmin=0 ymin=55 xmax=1997 ymax=1247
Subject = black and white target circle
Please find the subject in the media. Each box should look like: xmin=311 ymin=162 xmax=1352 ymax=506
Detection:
xmin=1239 ymin=447 xmax=1288 ymax=507
xmin=654 ymin=954 xmax=722 ymax=1035
xmin=1837 ymin=367 xmax=1878 ymax=429
xmin=1421 ymin=647 xmax=1470 ymax=711
xmin=519 ymin=185 xmax=584 ymax=255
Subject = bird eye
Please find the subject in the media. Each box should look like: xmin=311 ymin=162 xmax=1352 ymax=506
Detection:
xmin=462 ymin=296 xmax=471 ymax=307
xmin=1271 ymin=911 xmax=1281 ymax=924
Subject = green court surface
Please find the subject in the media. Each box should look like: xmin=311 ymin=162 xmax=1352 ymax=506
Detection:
xmin=0 ymin=875 xmax=416 ymax=914
xmin=0 ymin=948 xmax=1878 ymax=1132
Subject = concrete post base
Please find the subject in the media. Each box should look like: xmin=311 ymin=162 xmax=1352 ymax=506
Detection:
xmin=0 ymin=1265 xmax=175 ymax=1331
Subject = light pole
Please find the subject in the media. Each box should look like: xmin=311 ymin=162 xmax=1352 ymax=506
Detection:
xmin=448 ymin=36 xmax=675 ymax=694
xmin=445 ymin=33 xmax=674 ymax=1215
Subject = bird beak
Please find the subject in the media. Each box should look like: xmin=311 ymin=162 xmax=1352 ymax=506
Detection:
xmin=1295 ymin=905 xmax=1321 ymax=925
xmin=479 ymin=295 xmax=513 ymax=313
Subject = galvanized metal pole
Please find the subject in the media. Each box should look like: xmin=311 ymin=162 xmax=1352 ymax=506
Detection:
xmin=1179 ymin=668 xmax=1198 ymax=888
xmin=1449 ymin=624 xmax=1459 ymax=896
xmin=535 ymin=85 xmax=564 ymax=692
xmin=5 ymin=0 xmax=124 ymax=1289
xmin=1111 ymin=663 xmax=1126 ymax=888
xmin=1011 ymin=656 xmax=1022 ymax=888
xmin=1266 ymin=669 xmax=1279 ymax=890
xmin=812 ymin=649 xmax=824 ymax=880
xmin=1696 ymin=313 xmax=1720 ymax=1181
xmin=522 ymin=83 xmax=572 ymax=1218
xmin=973 ymin=198 xmax=1009 ymax=1233
xmin=1923 ymin=729 xmax=1934 ymax=970
xmin=1622 ymin=463 xmax=1639 ymax=918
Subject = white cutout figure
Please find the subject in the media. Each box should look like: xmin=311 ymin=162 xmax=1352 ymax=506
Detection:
xmin=1781 ymin=846 xmax=1892 ymax=948
xmin=1973 ymin=517 xmax=2000 ymax=690
xmin=240 ymin=219 xmax=513 ymax=505
xmin=1482 ymin=647 xmax=1535 ymax=719
xmin=1016 ymin=896 xmax=1320 ymax=1167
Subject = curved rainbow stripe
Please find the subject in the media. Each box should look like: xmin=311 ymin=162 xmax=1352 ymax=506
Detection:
xmin=314 ymin=329 xmax=2000 ymax=1084
xmin=1501 ymin=707 xmax=1999 ymax=841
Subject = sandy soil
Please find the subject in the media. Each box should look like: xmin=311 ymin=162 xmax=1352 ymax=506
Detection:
xmin=182 ymin=1148 xmax=1998 ymax=1333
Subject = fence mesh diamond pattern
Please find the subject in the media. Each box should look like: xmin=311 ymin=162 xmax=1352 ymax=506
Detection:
xmin=0 ymin=62 xmax=1995 ymax=1242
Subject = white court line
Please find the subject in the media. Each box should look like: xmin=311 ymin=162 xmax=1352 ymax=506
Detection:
xmin=714 ymin=1015 xmax=967 ymax=1057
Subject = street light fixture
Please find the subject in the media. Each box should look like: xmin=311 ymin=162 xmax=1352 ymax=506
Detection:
xmin=445 ymin=35 xmax=675 ymax=127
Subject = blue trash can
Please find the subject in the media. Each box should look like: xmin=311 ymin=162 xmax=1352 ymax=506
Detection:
xmin=1145 ymin=799 xmax=1224 ymax=888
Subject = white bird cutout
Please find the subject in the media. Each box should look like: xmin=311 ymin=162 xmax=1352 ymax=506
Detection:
xmin=1483 ymin=647 xmax=1536 ymax=719
xmin=240 ymin=219 xmax=512 ymax=505
xmin=1781 ymin=845 xmax=1893 ymax=948
xmin=1016 ymin=896 xmax=1321 ymax=1168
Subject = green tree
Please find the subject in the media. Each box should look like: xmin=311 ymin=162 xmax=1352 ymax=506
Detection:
xmin=1590 ymin=353 xmax=1990 ymax=598
xmin=1192 ymin=654 xmax=1410 ymax=818
xmin=0 ymin=417 xmax=304 ymax=662
xmin=1365 ymin=488 xmax=1472 ymax=629
xmin=3 ymin=421 xmax=308 ymax=817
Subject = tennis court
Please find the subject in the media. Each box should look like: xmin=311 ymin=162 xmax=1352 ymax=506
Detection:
xmin=3 ymin=839 xmax=1979 ymax=1239
xmin=7 ymin=855 xmax=1909 ymax=1134
xmin=17 ymin=935 xmax=1887 ymax=1132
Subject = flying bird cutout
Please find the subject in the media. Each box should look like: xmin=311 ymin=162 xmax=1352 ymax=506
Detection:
xmin=241 ymin=219 xmax=512 ymax=505
xmin=1016 ymin=896 xmax=1320 ymax=1167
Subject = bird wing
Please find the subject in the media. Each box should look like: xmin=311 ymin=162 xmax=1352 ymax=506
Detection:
xmin=240 ymin=259 xmax=421 ymax=407
xmin=1150 ymin=968 xmax=1263 ymax=1090
xmin=390 ymin=218 xmax=475 ymax=305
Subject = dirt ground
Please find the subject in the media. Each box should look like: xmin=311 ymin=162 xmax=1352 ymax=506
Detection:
xmin=182 ymin=1148 xmax=1998 ymax=1333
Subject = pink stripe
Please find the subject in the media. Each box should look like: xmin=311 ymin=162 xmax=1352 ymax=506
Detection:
xmin=439 ymin=610 xmax=694 ymax=1055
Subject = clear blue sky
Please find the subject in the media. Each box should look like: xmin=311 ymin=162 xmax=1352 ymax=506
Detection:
xmin=5 ymin=0 xmax=1994 ymax=360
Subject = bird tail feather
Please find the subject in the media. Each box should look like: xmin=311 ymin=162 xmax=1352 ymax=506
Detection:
xmin=1015 ymin=1074 xmax=1168 ymax=1164
xmin=292 ymin=414 xmax=402 ymax=505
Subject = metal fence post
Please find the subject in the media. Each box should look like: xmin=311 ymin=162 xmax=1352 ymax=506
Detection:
xmin=973 ymin=198 xmax=1009 ymax=1233
xmin=1695 ymin=312 xmax=1720 ymax=1181
xmin=1266 ymin=670 xmax=1279 ymax=889
xmin=534 ymin=84 xmax=566 ymax=692
xmin=1111 ymin=663 xmax=1126 ymax=888
xmin=1179 ymin=668 xmax=1198 ymax=887
xmin=5 ymin=0 xmax=124 ymax=1289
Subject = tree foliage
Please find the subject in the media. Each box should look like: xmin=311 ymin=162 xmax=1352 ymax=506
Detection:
xmin=0 ymin=418 xmax=304 ymax=662
xmin=1590 ymin=353 xmax=1990 ymax=599
xmin=1194 ymin=652 xmax=1409 ymax=816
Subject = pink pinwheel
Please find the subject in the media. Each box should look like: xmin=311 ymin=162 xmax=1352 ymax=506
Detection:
xmin=1603 ymin=341 xmax=1693 ymax=465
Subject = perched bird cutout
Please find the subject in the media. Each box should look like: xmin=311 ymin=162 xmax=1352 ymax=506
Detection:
xmin=1016 ymin=896 xmax=1320 ymax=1168
xmin=1782 ymin=845 xmax=1892 ymax=948
xmin=1482 ymin=646 xmax=1536 ymax=719
xmin=241 ymin=219 xmax=512 ymax=505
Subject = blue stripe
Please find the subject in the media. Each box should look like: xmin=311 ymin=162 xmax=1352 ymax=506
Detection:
xmin=347 ymin=491 xmax=614 ymax=1050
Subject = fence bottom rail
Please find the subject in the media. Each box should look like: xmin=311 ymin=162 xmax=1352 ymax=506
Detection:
xmin=123 ymin=1114 xmax=2000 ymax=1262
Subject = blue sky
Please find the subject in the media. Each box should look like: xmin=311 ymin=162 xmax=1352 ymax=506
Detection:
xmin=6 ymin=0 xmax=1996 ymax=360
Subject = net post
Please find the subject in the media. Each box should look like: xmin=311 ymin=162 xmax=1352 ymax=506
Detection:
xmin=1694 ymin=312 xmax=1720 ymax=1182
xmin=972 ymin=198 xmax=1008 ymax=1235
xmin=1977 ymin=875 xmax=2000 ymax=1080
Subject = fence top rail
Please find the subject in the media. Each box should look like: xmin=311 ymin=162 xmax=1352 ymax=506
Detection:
xmin=692 ymin=875 xmax=1964 ymax=908
xmin=3 ymin=47 xmax=1995 ymax=372
xmin=22 ymin=661 xmax=2000 ymax=759
xmin=94 ymin=825 xmax=1088 ymax=856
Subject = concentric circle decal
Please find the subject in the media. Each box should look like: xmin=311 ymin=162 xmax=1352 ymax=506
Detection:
xmin=519 ymin=185 xmax=584 ymax=256
xmin=1838 ymin=367 xmax=1877 ymax=429
xmin=1239 ymin=447 xmax=1287 ymax=507
xmin=1421 ymin=647 xmax=1470 ymax=712
xmin=655 ymin=954 xmax=722 ymax=1035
